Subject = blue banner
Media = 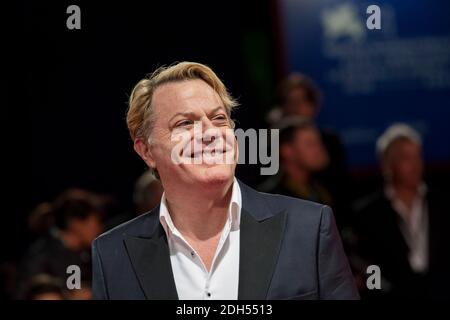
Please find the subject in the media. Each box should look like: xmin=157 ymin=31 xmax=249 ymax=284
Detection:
xmin=280 ymin=0 xmax=450 ymax=167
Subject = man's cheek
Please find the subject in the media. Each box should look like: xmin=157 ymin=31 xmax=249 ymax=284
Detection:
xmin=168 ymin=129 xmax=191 ymax=164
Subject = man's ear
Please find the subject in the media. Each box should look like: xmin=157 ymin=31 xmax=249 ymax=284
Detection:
xmin=134 ymin=138 xmax=156 ymax=169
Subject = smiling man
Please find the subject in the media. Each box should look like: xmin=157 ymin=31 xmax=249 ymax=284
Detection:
xmin=92 ymin=62 xmax=359 ymax=300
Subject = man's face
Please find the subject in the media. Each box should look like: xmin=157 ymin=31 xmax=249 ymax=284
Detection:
xmin=144 ymin=79 xmax=237 ymax=191
xmin=283 ymin=88 xmax=317 ymax=120
xmin=386 ymin=140 xmax=423 ymax=188
xmin=290 ymin=128 xmax=329 ymax=172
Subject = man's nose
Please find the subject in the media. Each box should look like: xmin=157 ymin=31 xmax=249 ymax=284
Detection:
xmin=200 ymin=118 xmax=219 ymax=144
xmin=202 ymin=117 xmax=215 ymax=130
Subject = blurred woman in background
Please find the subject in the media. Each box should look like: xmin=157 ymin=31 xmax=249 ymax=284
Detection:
xmin=16 ymin=189 xmax=105 ymax=299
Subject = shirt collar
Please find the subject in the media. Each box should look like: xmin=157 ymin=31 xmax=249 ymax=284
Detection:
xmin=384 ymin=182 xmax=427 ymax=222
xmin=384 ymin=182 xmax=427 ymax=201
xmin=159 ymin=177 xmax=242 ymax=236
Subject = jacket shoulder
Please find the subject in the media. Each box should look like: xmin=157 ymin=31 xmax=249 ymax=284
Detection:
xmin=94 ymin=209 xmax=158 ymax=247
xmin=256 ymin=190 xmax=327 ymax=221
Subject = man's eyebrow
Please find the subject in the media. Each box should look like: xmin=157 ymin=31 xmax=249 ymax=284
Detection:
xmin=169 ymin=106 xmax=226 ymax=123
xmin=208 ymin=106 xmax=227 ymax=116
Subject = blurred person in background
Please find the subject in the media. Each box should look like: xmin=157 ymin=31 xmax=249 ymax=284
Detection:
xmin=354 ymin=124 xmax=450 ymax=299
xmin=103 ymin=171 xmax=164 ymax=230
xmin=17 ymin=189 xmax=105 ymax=299
xmin=259 ymin=117 xmax=332 ymax=206
xmin=22 ymin=274 xmax=67 ymax=300
xmin=266 ymin=73 xmax=321 ymax=124
xmin=69 ymin=280 xmax=93 ymax=300
xmin=133 ymin=170 xmax=164 ymax=214
xmin=28 ymin=202 xmax=55 ymax=237
xmin=267 ymin=73 xmax=351 ymax=227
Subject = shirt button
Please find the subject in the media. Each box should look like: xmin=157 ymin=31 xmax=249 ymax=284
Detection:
xmin=206 ymin=292 xmax=211 ymax=298
xmin=190 ymin=251 xmax=195 ymax=258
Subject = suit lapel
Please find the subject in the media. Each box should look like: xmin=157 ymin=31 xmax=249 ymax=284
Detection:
xmin=122 ymin=180 xmax=285 ymax=300
xmin=238 ymin=181 xmax=287 ymax=300
xmin=124 ymin=213 xmax=178 ymax=300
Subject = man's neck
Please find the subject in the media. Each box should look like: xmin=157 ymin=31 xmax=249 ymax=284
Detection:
xmin=164 ymin=179 xmax=234 ymax=241
xmin=391 ymin=182 xmax=421 ymax=211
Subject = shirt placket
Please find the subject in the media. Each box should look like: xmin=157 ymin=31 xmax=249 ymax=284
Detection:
xmin=163 ymin=207 xmax=235 ymax=300
xmin=203 ymin=219 xmax=232 ymax=300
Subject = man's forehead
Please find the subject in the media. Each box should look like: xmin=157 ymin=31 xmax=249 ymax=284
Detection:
xmin=153 ymin=79 xmax=221 ymax=108
xmin=387 ymin=139 xmax=421 ymax=158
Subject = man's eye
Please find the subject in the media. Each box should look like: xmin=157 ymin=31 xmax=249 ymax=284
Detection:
xmin=176 ymin=120 xmax=193 ymax=127
xmin=213 ymin=115 xmax=231 ymax=127
xmin=213 ymin=115 xmax=227 ymax=121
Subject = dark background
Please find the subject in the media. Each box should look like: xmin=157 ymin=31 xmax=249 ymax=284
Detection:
xmin=7 ymin=0 xmax=450 ymax=272
xmin=10 ymin=0 xmax=280 ymax=262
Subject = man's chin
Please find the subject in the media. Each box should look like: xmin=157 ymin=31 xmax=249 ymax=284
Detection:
xmin=189 ymin=165 xmax=234 ymax=187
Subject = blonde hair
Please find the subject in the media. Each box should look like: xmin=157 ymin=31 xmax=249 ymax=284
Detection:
xmin=127 ymin=61 xmax=238 ymax=142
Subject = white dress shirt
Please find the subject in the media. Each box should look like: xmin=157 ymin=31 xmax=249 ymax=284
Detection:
xmin=159 ymin=178 xmax=241 ymax=300
xmin=385 ymin=183 xmax=429 ymax=273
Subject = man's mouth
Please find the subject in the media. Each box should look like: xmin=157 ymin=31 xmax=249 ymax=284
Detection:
xmin=189 ymin=148 xmax=227 ymax=159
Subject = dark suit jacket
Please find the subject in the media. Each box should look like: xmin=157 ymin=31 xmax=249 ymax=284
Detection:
xmin=354 ymin=189 xmax=450 ymax=299
xmin=92 ymin=180 xmax=359 ymax=300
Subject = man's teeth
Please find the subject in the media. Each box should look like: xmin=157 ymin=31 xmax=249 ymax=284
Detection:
xmin=188 ymin=150 xmax=226 ymax=157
